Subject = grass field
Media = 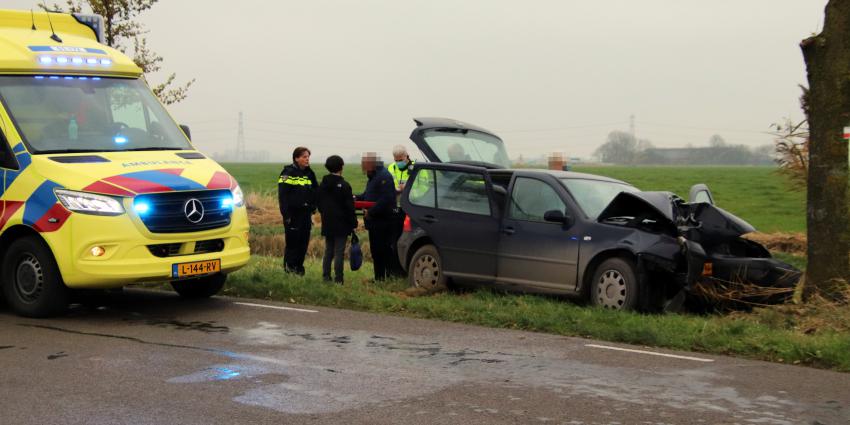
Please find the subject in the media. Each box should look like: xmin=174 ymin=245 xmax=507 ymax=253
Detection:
xmin=224 ymin=163 xmax=805 ymax=233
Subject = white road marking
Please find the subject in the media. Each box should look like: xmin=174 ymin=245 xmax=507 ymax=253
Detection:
xmin=585 ymin=344 xmax=715 ymax=363
xmin=234 ymin=302 xmax=318 ymax=313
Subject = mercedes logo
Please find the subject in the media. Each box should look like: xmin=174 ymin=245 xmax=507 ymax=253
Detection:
xmin=183 ymin=198 xmax=205 ymax=224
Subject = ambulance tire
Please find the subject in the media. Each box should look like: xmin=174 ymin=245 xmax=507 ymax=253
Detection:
xmin=2 ymin=236 xmax=70 ymax=318
xmin=170 ymin=273 xmax=226 ymax=299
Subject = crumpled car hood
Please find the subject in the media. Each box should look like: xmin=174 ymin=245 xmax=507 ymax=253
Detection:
xmin=598 ymin=190 xmax=756 ymax=241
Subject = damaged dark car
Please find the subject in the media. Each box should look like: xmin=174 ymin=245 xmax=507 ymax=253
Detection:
xmin=397 ymin=117 xmax=801 ymax=311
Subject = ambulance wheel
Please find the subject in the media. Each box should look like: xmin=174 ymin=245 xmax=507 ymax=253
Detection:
xmin=171 ymin=273 xmax=226 ymax=299
xmin=2 ymin=236 xmax=70 ymax=318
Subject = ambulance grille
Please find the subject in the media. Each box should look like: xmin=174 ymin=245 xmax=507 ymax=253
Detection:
xmin=147 ymin=239 xmax=225 ymax=258
xmin=136 ymin=190 xmax=232 ymax=234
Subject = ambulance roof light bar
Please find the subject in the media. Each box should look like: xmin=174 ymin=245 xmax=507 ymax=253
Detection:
xmin=72 ymin=13 xmax=105 ymax=44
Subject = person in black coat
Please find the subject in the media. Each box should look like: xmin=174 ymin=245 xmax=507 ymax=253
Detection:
xmin=355 ymin=152 xmax=397 ymax=281
xmin=317 ymin=155 xmax=357 ymax=284
xmin=278 ymin=146 xmax=318 ymax=275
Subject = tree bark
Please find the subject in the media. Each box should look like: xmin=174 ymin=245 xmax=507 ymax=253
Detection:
xmin=801 ymin=0 xmax=850 ymax=301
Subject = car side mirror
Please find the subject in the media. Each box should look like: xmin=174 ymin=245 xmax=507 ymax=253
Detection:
xmin=544 ymin=209 xmax=574 ymax=227
xmin=179 ymin=124 xmax=191 ymax=141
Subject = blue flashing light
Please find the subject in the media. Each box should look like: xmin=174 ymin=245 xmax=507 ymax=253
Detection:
xmin=92 ymin=77 xmax=101 ymax=81
xmin=49 ymin=76 xmax=59 ymax=80
xmin=100 ymin=58 xmax=112 ymax=66
xmin=56 ymin=56 xmax=69 ymax=64
xmin=34 ymin=76 xmax=45 ymax=80
xmin=72 ymin=57 xmax=84 ymax=65
xmin=221 ymin=197 xmax=234 ymax=209
xmin=114 ymin=135 xmax=128 ymax=144
xmin=64 ymin=76 xmax=74 ymax=80
xmin=38 ymin=56 xmax=53 ymax=64
xmin=214 ymin=367 xmax=241 ymax=381
xmin=86 ymin=58 xmax=98 ymax=65
xmin=134 ymin=201 xmax=151 ymax=215
xmin=79 ymin=76 xmax=88 ymax=80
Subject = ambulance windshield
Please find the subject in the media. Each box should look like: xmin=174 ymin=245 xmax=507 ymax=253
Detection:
xmin=0 ymin=76 xmax=191 ymax=154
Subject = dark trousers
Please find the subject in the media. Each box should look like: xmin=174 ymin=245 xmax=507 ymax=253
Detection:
xmin=388 ymin=209 xmax=406 ymax=276
xmin=283 ymin=212 xmax=312 ymax=275
xmin=322 ymin=235 xmax=347 ymax=283
xmin=367 ymin=218 xmax=393 ymax=281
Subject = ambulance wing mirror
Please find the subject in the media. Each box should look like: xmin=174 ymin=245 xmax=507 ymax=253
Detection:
xmin=179 ymin=124 xmax=192 ymax=141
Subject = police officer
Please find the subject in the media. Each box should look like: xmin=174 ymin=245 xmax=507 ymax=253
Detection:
xmin=356 ymin=152 xmax=396 ymax=281
xmin=278 ymin=146 xmax=318 ymax=275
xmin=386 ymin=145 xmax=415 ymax=275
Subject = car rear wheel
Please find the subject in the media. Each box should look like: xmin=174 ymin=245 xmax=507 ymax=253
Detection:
xmin=171 ymin=273 xmax=226 ymax=299
xmin=409 ymin=245 xmax=447 ymax=293
xmin=591 ymin=258 xmax=641 ymax=311
xmin=1 ymin=236 xmax=70 ymax=318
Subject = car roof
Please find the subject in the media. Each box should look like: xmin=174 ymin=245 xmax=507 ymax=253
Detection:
xmin=489 ymin=168 xmax=633 ymax=186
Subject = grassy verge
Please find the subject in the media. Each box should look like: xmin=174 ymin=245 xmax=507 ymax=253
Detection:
xmin=225 ymin=256 xmax=850 ymax=372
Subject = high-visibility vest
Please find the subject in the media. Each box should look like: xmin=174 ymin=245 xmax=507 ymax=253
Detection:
xmin=387 ymin=160 xmax=415 ymax=191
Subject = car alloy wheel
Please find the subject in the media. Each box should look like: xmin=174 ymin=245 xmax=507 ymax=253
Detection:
xmin=596 ymin=269 xmax=628 ymax=309
xmin=408 ymin=244 xmax=447 ymax=293
xmin=413 ymin=254 xmax=440 ymax=289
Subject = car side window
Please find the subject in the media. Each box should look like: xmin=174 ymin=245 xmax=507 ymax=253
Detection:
xmin=408 ymin=169 xmax=436 ymax=208
xmin=435 ymin=170 xmax=491 ymax=216
xmin=509 ymin=177 xmax=567 ymax=222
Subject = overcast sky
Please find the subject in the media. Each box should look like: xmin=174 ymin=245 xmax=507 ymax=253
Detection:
xmin=7 ymin=0 xmax=829 ymax=161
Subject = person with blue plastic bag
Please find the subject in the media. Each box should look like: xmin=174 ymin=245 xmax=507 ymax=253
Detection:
xmin=317 ymin=155 xmax=357 ymax=284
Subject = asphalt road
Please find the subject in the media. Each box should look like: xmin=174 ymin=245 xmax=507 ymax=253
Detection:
xmin=1 ymin=289 xmax=848 ymax=425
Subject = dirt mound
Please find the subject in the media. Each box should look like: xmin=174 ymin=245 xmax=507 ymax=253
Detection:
xmin=743 ymin=232 xmax=807 ymax=256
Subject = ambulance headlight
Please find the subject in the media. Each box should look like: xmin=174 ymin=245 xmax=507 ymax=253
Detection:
xmin=231 ymin=185 xmax=244 ymax=207
xmin=55 ymin=190 xmax=125 ymax=216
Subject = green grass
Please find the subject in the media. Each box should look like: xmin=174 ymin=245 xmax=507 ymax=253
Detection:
xmin=224 ymin=163 xmax=367 ymax=197
xmin=225 ymin=256 xmax=849 ymax=372
xmin=223 ymin=163 xmax=805 ymax=233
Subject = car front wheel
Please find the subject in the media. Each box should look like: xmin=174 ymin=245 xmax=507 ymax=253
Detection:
xmin=171 ymin=273 xmax=226 ymax=299
xmin=2 ymin=236 xmax=70 ymax=318
xmin=408 ymin=244 xmax=447 ymax=293
xmin=590 ymin=257 xmax=641 ymax=311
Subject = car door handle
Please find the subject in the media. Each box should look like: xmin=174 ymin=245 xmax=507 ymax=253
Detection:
xmin=502 ymin=227 xmax=515 ymax=235
xmin=423 ymin=215 xmax=438 ymax=224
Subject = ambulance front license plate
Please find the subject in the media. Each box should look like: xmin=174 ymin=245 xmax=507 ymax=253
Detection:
xmin=173 ymin=259 xmax=221 ymax=278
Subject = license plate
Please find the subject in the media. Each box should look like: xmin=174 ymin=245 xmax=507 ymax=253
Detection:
xmin=172 ymin=259 xmax=221 ymax=278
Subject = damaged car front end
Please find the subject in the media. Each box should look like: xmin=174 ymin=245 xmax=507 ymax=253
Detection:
xmin=596 ymin=189 xmax=801 ymax=310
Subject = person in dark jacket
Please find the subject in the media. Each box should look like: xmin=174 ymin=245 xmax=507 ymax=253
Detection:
xmin=278 ymin=146 xmax=318 ymax=275
xmin=356 ymin=152 xmax=396 ymax=281
xmin=317 ymin=155 xmax=357 ymax=284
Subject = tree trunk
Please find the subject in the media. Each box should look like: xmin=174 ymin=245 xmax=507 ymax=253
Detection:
xmin=801 ymin=0 xmax=850 ymax=301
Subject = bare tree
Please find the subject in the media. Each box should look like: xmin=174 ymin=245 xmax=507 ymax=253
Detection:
xmin=44 ymin=0 xmax=194 ymax=104
xmin=800 ymin=0 xmax=850 ymax=301
xmin=770 ymin=116 xmax=809 ymax=188
xmin=708 ymin=134 xmax=727 ymax=148
xmin=594 ymin=131 xmax=652 ymax=164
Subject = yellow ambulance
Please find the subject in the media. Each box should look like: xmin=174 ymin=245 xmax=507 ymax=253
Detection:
xmin=0 ymin=10 xmax=250 ymax=317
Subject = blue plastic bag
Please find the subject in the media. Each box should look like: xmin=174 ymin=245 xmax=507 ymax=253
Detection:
xmin=349 ymin=233 xmax=363 ymax=271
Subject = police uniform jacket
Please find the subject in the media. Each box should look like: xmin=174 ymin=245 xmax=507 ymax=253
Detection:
xmin=278 ymin=163 xmax=318 ymax=219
